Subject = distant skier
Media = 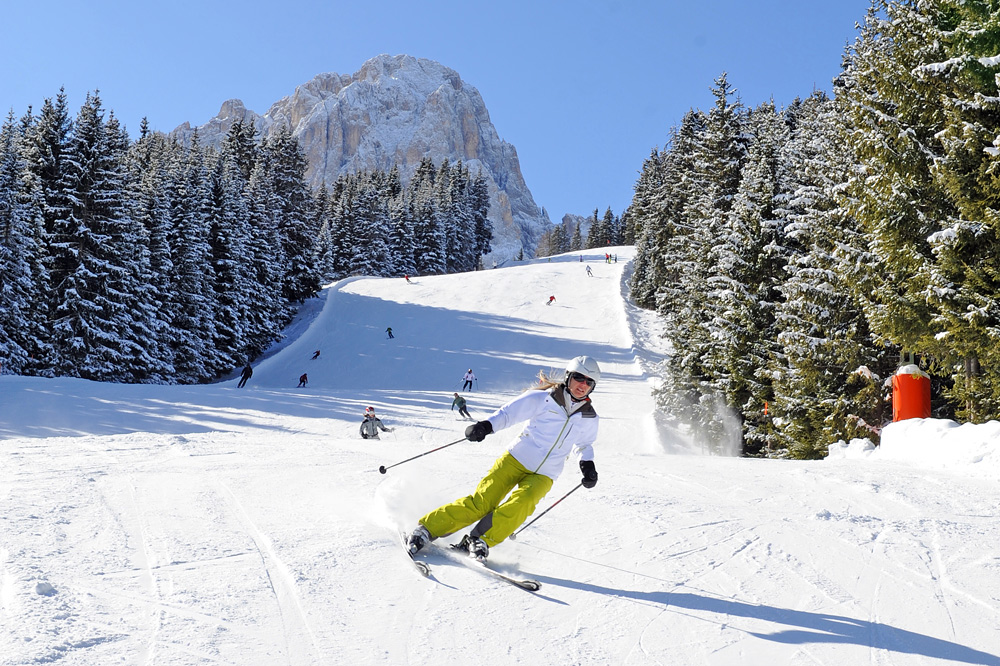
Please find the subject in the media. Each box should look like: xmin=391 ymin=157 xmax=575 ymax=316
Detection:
xmin=405 ymin=275 xmax=412 ymax=284
xmin=452 ymin=392 xmax=471 ymax=419
xmin=462 ymin=369 xmax=477 ymax=391
xmin=586 ymin=265 xmax=593 ymax=277
xmin=297 ymin=373 xmax=308 ymax=388
xmin=237 ymin=364 xmax=253 ymax=388
xmin=311 ymin=350 xmax=321 ymax=360
xmin=360 ymin=408 xmax=393 ymax=439
xmin=547 ymin=295 xmax=556 ymax=305
xmin=386 ymin=327 xmax=394 ymax=339
xmin=406 ymin=356 xmax=602 ymax=562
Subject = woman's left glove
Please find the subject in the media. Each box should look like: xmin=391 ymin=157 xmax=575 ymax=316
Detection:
xmin=580 ymin=460 xmax=598 ymax=488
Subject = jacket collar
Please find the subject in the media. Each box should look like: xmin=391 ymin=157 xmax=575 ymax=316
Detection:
xmin=549 ymin=385 xmax=597 ymax=418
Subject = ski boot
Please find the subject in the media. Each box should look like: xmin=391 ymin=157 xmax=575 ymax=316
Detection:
xmin=406 ymin=525 xmax=431 ymax=556
xmin=459 ymin=534 xmax=489 ymax=561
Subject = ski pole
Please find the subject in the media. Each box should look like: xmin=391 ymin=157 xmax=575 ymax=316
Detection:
xmin=378 ymin=436 xmax=467 ymax=474
xmin=508 ymin=483 xmax=583 ymax=540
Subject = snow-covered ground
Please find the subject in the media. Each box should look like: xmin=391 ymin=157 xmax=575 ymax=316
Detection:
xmin=2 ymin=246 xmax=999 ymax=665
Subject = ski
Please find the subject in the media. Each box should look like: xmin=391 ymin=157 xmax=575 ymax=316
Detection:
xmin=400 ymin=531 xmax=430 ymax=577
xmin=439 ymin=542 xmax=541 ymax=592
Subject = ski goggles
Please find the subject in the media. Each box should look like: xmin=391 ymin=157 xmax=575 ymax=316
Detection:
xmin=569 ymin=372 xmax=596 ymax=388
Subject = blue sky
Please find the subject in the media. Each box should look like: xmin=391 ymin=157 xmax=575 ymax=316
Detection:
xmin=2 ymin=0 xmax=871 ymax=221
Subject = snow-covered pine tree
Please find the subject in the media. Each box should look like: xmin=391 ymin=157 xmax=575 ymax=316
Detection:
xmin=619 ymin=208 xmax=636 ymax=245
xmin=12 ymin=107 xmax=56 ymax=376
xmin=629 ymin=111 xmax=707 ymax=310
xmin=45 ymin=93 xmax=150 ymax=381
xmin=601 ymin=207 xmax=619 ymax=247
xmin=126 ymin=122 xmax=175 ymax=381
xmin=769 ymin=92 xmax=895 ymax=458
xmin=569 ymin=221 xmax=583 ymax=252
xmin=167 ymin=132 xmax=223 ymax=382
xmin=701 ymin=100 xmax=789 ymax=456
xmin=349 ymin=173 xmax=392 ymax=276
xmin=470 ymin=170 xmax=492 ymax=265
xmin=585 ymin=208 xmax=602 ymax=249
xmin=28 ymin=90 xmax=73 ymax=377
xmin=322 ymin=174 xmax=354 ymax=280
xmin=540 ymin=222 xmax=570 ymax=258
xmin=387 ymin=166 xmax=417 ymax=277
xmin=102 ymin=110 xmax=166 ymax=382
xmin=839 ymin=1 xmax=951 ymax=380
xmin=207 ymin=141 xmax=255 ymax=371
xmin=915 ymin=0 xmax=1000 ymax=420
xmin=0 ymin=111 xmax=40 ymax=374
xmin=654 ymin=73 xmax=749 ymax=454
xmin=410 ymin=158 xmax=446 ymax=274
xmin=628 ymin=148 xmax=666 ymax=309
xmin=244 ymin=140 xmax=287 ymax=361
xmin=448 ymin=162 xmax=481 ymax=272
xmin=266 ymin=125 xmax=320 ymax=304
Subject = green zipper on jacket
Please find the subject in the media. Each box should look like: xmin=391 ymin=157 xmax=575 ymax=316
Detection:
xmin=533 ymin=411 xmax=573 ymax=473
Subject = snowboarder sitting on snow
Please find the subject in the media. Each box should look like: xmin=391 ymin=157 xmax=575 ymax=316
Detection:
xmin=406 ymin=356 xmax=602 ymax=562
xmin=452 ymin=392 xmax=471 ymax=419
xmin=360 ymin=407 xmax=393 ymax=439
xmin=297 ymin=373 xmax=308 ymax=387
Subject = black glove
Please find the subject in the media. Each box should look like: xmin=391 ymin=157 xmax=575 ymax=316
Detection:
xmin=580 ymin=460 xmax=598 ymax=488
xmin=465 ymin=420 xmax=493 ymax=442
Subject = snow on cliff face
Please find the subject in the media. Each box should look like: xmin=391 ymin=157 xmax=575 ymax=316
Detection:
xmin=171 ymin=54 xmax=552 ymax=262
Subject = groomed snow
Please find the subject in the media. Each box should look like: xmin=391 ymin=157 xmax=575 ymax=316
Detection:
xmin=1 ymin=247 xmax=998 ymax=665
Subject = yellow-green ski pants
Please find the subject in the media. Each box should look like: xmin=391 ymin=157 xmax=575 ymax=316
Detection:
xmin=419 ymin=452 xmax=553 ymax=547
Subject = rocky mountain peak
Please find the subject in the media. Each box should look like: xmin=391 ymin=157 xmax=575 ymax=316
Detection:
xmin=170 ymin=54 xmax=552 ymax=261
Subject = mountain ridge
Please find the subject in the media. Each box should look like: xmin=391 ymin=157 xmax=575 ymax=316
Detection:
xmin=170 ymin=54 xmax=553 ymax=262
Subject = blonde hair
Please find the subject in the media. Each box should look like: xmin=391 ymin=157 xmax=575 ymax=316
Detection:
xmin=533 ymin=369 xmax=563 ymax=391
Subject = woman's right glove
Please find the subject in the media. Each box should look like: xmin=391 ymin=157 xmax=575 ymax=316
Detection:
xmin=465 ymin=420 xmax=493 ymax=442
xmin=580 ymin=460 xmax=598 ymax=488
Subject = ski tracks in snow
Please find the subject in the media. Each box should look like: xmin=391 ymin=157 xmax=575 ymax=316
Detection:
xmin=213 ymin=476 xmax=329 ymax=666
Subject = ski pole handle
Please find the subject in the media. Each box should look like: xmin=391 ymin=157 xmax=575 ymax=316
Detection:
xmin=508 ymin=483 xmax=583 ymax=540
xmin=378 ymin=437 xmax=468 ymax=474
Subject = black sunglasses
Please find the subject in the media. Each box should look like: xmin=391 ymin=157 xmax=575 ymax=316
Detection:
xmin=569 ymin=372 xmax=596 ymax=388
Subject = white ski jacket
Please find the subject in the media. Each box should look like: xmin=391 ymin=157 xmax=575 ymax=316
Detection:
xmin=485 ymin=387 xmax=598 ymax=480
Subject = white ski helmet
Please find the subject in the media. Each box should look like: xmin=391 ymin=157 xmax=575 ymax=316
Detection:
xmin=564 ymin=355 xmax=601 ymax=388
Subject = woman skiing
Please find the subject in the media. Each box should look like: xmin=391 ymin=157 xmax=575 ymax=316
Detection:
xmin=406 ymin=356 xmax=601 ymax=561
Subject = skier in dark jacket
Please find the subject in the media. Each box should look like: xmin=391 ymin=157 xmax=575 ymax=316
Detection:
xmin=452 ymin=392 xmax=471 ymax=419
xmin=237 ymin=364 xmax=253 ymax=388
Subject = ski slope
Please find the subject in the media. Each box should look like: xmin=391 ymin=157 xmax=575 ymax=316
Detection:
xmin=2 ymin=247 xmax=999 ymax=665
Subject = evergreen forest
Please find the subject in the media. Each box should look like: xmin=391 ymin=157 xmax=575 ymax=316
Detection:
xmin=0 ymin=93 xmax=491 ymax=384
xmin=627 ymin=0 xmax=1000 ymax=457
